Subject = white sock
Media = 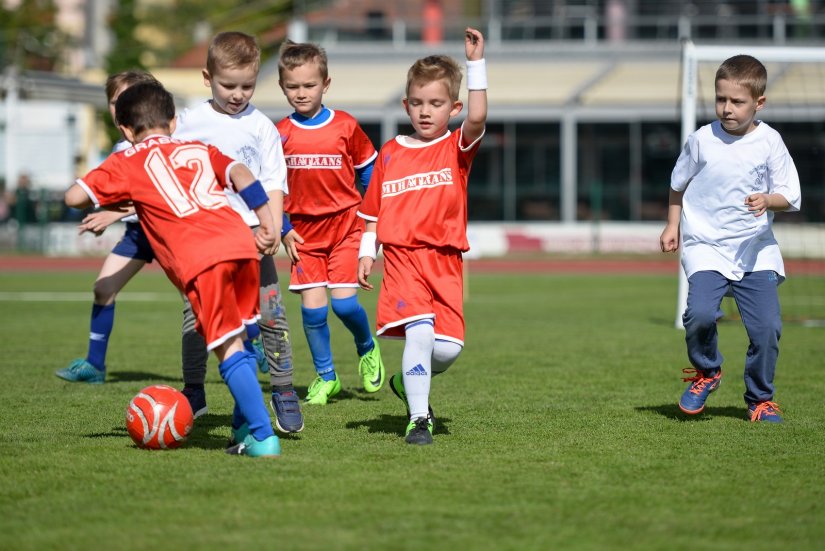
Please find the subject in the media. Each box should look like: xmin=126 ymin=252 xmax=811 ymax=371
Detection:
xmin=402 ymin=320 xmax=434 ymax=420
xmin=432 ymin=339 xmax=462 ymax=375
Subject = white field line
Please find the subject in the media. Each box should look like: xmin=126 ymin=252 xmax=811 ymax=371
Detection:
xmin=0 ymin=292 xmax=179 ymax=302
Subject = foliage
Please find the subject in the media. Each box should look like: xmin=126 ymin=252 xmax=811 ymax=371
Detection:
xmin=1 ymin=268 xmax=824 ymax=549
xmin=137 ymin=0 xmax=293 ymax=66
xmin=0 ymin=0 xmax=65 ymax=70
xmin=104 ymin=0 xmax=146 ymax=75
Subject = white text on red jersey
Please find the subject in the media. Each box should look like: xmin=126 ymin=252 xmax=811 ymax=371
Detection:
xmin=382 ymin=169 xmax=453 ymax=197
xmin=285 ymin=155 xmax=343 ymax=169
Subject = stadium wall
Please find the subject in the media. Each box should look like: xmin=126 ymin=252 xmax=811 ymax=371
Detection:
xmin=24 ymin=221 xmax=825 ymax=259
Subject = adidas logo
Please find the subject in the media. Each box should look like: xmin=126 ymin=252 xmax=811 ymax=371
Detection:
xmin=405 ymin=364 xmax=427 ymax=376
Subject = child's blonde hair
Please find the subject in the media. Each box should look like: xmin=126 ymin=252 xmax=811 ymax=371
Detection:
xmin=278 ymin=40 xmax=329 ymax=81
xmin=715 ymin=55 xmax=767 ymax=99
xmin=405 ymin=55 xmax=462 ymax=101
xmin=105 ymin=71 xmax=158 ymax=103
xmin=206 ymin=31 xmax=260 ymax=74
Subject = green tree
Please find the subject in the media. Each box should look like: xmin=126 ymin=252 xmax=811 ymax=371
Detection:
xmin=0 ymin=0 xmax=65 ymax=70
xmin=140 ymin=0 xmax=293 ymax=66
xmin=105 ymin=0 xmax=146 ymax=74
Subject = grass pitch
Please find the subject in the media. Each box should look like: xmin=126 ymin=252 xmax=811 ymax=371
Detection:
xmin=1 ymin=267 xmax=823 ymax=550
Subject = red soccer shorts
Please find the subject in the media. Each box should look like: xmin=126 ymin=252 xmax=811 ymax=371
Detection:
xmin=289 ymin=205 xmax=362 ymax=291
xmin=377 ymin=245 xmax=465 ymax=345
xmin=185 ymin=258 xmax=260 ymax=351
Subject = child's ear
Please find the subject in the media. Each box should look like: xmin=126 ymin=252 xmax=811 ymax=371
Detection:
xmin=450 ymin=100 xmax=463 ymax=117
xmin=202 ymin=69 xmax=212 ymax=88
xmin=119 ymin=125 xmax=137 ymax=144
xmin=169 ymin=118 xmax=177 ymax=135
xmin=755 ymin=95 xmax=766 ymax=111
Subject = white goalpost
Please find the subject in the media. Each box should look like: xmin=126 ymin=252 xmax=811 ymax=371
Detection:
xmin=675 ymin=41 xmax=825 ymax=329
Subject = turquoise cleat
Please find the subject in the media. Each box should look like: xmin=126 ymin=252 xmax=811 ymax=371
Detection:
xmin=55 ymin=359 xmax=105 ymax=384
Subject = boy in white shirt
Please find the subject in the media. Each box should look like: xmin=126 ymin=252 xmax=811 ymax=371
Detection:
xmin=174 ymin=31 xmax=304 ymax=434
xmin=660 ymin=54 xmax=801 ymax=423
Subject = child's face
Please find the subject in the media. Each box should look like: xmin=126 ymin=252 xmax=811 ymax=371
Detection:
xmin=109 ymin=83 xmax=130 ymax=123
xmin=403 ymin=79 xmax=462 ymax=142
xmin=279 ymin=61 xmax=330 ymax=118
xmin=715 ymin=79 xmax=765 ymax=136
xmin=203 ymin=64 xmax=258 ymax=116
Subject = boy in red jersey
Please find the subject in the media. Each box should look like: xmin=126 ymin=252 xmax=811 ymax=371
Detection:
xmin=357 ymin=28 xmax=488 ymax=445
xmin=276 ymin=40 xmax=384 ymax=405
xmin=65 ymin=82 xmax=281 ymax=457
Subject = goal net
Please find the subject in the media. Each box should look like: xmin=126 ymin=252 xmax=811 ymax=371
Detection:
xmin=676 ymin=41 xmax=825 ymax=328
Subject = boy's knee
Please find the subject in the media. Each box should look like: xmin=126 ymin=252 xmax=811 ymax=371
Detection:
xmin=432 ymin=340 xmax=462 ymax=374
xmin=92 ymin=279 xmax=117 ymax=304
xmin=683 ymin=306 xmax=718 ymax=331
xmin=330 ymin=295 xmax=359 ymax=318
xmin=301 ymin=304 xmax=328 ymax=329
xmin=748 ymin=317 xmax=782 ymax=345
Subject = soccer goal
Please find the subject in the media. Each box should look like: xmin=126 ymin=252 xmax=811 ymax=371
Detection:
xmin=676 ymin=41 xmax=825 ymax=328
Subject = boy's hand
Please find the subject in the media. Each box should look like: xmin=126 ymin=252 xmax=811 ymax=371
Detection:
xmin=358 ymin=257 xmax=374 ymax=291
xmin=745 ymin=193 xmax=769 ymax=217
xmin=255 ymin=224 xmax=279 ymax=256
xmin=660 ymin=224 xmax=680 ymax=253
xmin=465 ymin=28 xmax=484 ymax=61
xmin=282 ymin=229 xmax=304 ymax=264
xmin=78 ymin=210 xmax=126 ymax=236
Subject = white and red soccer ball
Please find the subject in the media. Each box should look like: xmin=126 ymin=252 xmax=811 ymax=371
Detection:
xmin=126 ymin=385 xmax=193 ymax=450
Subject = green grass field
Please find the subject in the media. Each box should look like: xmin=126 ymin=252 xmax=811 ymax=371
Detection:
xmin=1 ymin=268 xmax=824 ymax=550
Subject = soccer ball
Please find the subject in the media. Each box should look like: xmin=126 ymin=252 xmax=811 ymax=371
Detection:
xmin=126 ymin=385 xmax=194 ymax=450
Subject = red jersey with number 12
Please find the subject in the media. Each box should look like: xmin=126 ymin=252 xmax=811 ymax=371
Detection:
xmin=358 ymin=128 xmax=482 ymax=251
xmin=77 ymin=135 xmax=257 ymax=289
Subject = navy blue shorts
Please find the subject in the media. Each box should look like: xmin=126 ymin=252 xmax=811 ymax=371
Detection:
xmin=111 ymin=222 xmax=155 ymax=263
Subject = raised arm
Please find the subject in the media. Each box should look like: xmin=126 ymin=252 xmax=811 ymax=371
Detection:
xmin=462 ymin=27 xmax=487 ymax=146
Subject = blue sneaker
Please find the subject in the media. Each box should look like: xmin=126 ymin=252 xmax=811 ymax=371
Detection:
xmin=251 ymin=338 xmax=268 ymax=374
xmin=55 ymin=359 xmax=104 ymax=384
xmin=225 ymin=433 xmax=281 ymax=457
xmin=181 ymin=386 xmax=208 ymax=419
xmin=679 ymin=368 xmax=722 ymax=414
xmin=389 ymin=372 xmax=435 ymax=427
xmin=748 ymin=401 xmax=783 ymax=423
xmin=270 ymin=388 xmax=304 ymax=433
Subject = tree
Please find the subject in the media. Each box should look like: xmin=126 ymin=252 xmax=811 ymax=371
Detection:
xmin=105 ymin=0 xmax=146 ymax=74
xmin=0 ymin=0 xmax=65 ymax=71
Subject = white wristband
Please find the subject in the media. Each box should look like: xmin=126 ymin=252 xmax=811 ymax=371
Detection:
xmin=466 ymin=59 xmax=487 ymax=91
xmin=359 ymin=231 xmax=378 ymax=260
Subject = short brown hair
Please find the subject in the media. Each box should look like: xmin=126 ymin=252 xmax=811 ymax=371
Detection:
xmin=405 ymin=55 xmax=461 ymax=101
xmin=115 ymin=82 xmax=176 ymax=136
xmin=278 ymin=40 xmax=329 ymax=81
xmin=105 ymin=71 xmax=158 ymax=103
xmin=206 ymin=31 xmax=260 ymax=74
xmin=715 ymin=55 xmax=767 ymax=98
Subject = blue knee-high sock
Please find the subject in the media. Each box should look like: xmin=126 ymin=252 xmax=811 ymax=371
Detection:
xmin=231 ymin=353 xmax=258 ymax=430
xmin=301 ymin=305 xmax=335 ymax=380
xmin=219 ymin=351 xmax=273 ymax=441
xmin=331 ymin=295 xmax=374 ymax=356
xmin=87 ymin=303 xmax=115 ymax=371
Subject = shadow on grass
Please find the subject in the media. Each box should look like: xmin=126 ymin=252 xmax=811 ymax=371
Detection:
xmin=105 ymin=371 xmax=180 ymax=383
xmin=636 ymin=404 xmax=746 ymax=422
xmin=345 ymin=414 xmax=452 ymax=437
xmin=88 ymin=414 xmax=235 ymax=451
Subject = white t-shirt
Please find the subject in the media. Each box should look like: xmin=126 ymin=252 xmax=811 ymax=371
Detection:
xmin=671 ymin=120 xmax=801 ymax=281
xmin=112 ymin=140 xmax=139 ymax=224
xmin=174 ymin=101 xmax=288 ymax=226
